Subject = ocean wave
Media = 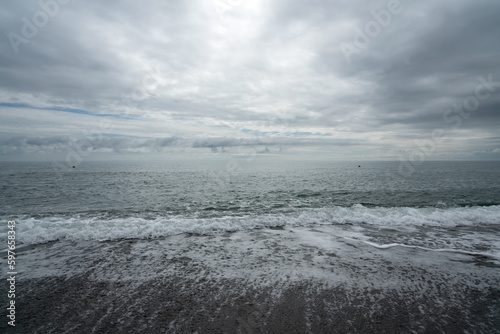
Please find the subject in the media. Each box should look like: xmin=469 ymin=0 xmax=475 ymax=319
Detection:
xmin=1 ymin=204 xmax=499 ymax=244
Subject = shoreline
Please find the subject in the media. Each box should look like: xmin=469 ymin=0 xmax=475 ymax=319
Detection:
xmin=2 ymin=226 xmax=499 ymax=333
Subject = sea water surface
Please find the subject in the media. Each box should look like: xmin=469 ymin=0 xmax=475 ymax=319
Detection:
xmin=1 ymin=160 xmax=499 ymax=260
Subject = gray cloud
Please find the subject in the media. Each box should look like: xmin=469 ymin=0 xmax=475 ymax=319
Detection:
xmin=0 ymin=134 xmax=364 ymax=157
xmin=0 ymin=0 xmax=499 ymax=160
xmin=0 ymin=135 xmax=184 ymax=154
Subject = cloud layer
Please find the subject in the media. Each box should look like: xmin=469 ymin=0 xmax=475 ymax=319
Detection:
xmin=1 ymin=0 xmax=499 ymax=160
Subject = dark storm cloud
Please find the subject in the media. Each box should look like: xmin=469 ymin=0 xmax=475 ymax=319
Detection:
xmin=80 ymin=136 xmax=188 ymax=153
xmin=0 ymin=135 xmax=70 ymax=154
xmin=191 ymin=137 xmax=309 ymax=148
xmin=25 ymin=136 xmax=69 ymax=146
xmin=0 ymin=0 xmax=499 ymax=160
xmin=0 ymin=134 xmax=364 ymax=156
xmin=0 ymin=135 xmax=185 ymax=154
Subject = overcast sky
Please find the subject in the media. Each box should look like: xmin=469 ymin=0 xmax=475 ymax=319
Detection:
xmin=1 ymin=0 xmax=499 ymax=162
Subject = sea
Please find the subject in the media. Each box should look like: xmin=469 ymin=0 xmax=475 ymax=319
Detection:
xmin=0 ymin=160 xmax=499 ymax=259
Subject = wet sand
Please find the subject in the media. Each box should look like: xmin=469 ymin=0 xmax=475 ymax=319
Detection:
xmin=2 ymin=226 xmax=499 ymax=333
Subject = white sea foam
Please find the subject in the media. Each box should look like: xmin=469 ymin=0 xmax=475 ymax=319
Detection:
xmin=1 ymin=205 xmax=499 ymax=245
xmin=352 ymin=239 xmax=500 ymax=260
